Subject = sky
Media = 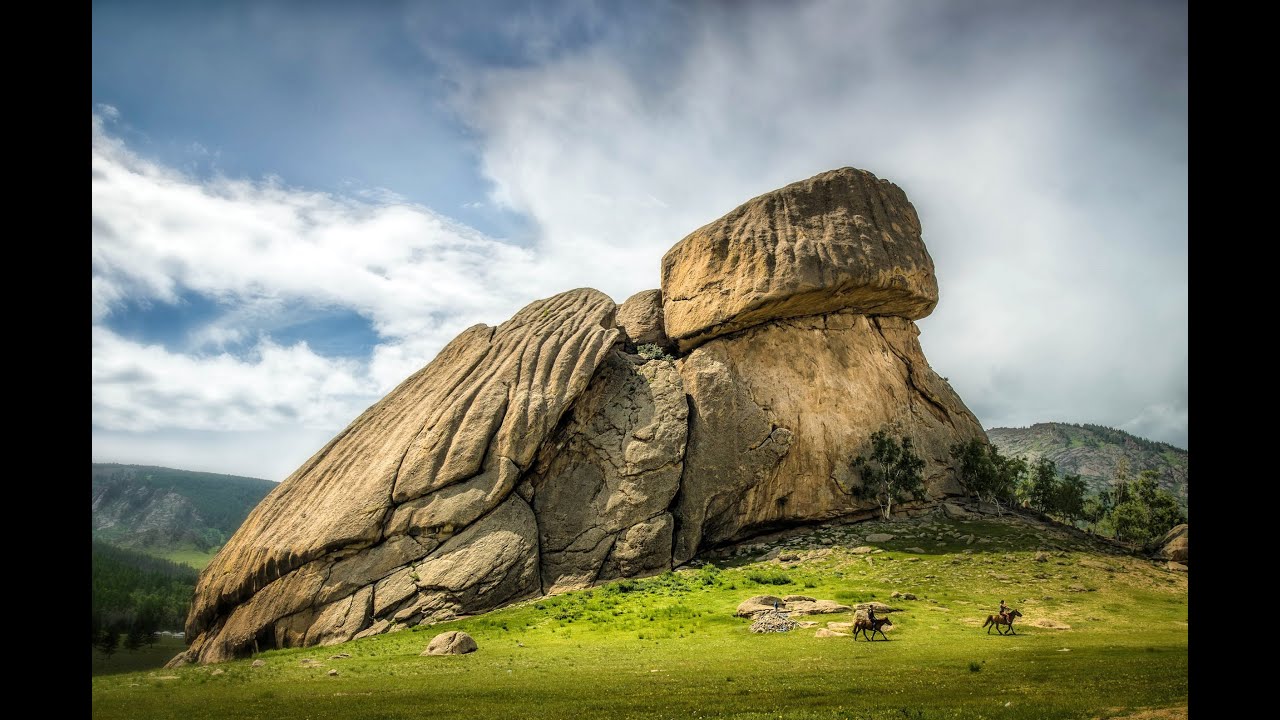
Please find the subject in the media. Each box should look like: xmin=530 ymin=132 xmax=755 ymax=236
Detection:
xmin=92 ymin=0 xmax=1188 ymax=481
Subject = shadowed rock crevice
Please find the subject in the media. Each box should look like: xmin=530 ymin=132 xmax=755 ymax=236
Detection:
xmin=173 ymin=168 xmax=988 ymax=666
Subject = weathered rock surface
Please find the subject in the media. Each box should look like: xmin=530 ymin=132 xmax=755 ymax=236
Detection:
xmin=1153 ymin=524 xmax=1188 ymax=564
xmin=616 ymin=289 xmax=672 ymax=349
xmin=423 ymin=631 xmax=478 ymax=656
xmin=736 ymin=595 xmax=786 ymax=617
xmin=672 ymin=311 xmax=984 ymax=562
xmin=815 ymin=628 xmax=849 ymax=638
xmin=788 ymin=600 xmax=853 ymax=616
xmin=661 ymin=167 xmax=938 ymax=351
xmin=526 ymin=350 xmax=687 ymax=593
xmin=172 ymin=289 xmax=619 ymax=666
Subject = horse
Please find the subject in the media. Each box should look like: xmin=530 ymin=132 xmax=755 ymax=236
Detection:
xmin=853 ymin=615 xmax=893 ymax=641
xmin=983 ymin=608 xmax=1023 ymax=635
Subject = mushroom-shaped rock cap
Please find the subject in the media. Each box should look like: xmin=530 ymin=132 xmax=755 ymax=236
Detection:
xmin=661 ymin=167 xmax=938 ymax=351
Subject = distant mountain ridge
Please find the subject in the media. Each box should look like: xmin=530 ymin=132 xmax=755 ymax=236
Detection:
xmin=91 ymin=464 xmax=276 ymax=553
xmin=986 ymin=423 xmax=1187 ymax=502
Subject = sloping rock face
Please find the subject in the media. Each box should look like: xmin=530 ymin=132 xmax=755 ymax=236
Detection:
xmin=176 ymin=167 xmax=988 ymax=665
xmin=661 ymin=167 xmax=938 ymax=352
xmin=172 ymin=289 xmax=619 ymax=665
xmin=1153 ymin=524 xmax=1188 ymax=564
xmin=671 ymin=312 xmax=984 ymax=562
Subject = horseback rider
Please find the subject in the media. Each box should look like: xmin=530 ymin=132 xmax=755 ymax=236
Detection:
xmin=867 ymin=605 xmax=878 ymax=622
xmin=998 ymin=599 xmax=1009 ymax=622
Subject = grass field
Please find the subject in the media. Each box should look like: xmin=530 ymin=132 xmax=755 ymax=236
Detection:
xmin=93 ymin=635 xmax=190 ymax=676
xmin=142 ymin=547 xmax=220 ymax=570
xmin=91 ymin=513 xmax=1187 ymax=719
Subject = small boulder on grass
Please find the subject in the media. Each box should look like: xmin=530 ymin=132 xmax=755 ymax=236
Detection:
xmin=422 ymin=631 xmax=478 ymax=656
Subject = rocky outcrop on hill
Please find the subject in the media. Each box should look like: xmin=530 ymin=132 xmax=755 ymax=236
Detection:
xmin=173 ymin=167 xmax=988 ymax=665
xmin=1152 ymin=524 xmax=1188 ymax=564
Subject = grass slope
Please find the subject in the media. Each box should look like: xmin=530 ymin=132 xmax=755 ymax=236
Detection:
xmin=986 ymin=423 xmax=1187 ymax=501
xmin=92 ymin=513 xmax=1187 ymax=720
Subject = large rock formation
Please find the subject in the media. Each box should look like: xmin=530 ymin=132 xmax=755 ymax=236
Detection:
xmin=173 ymin=167 xmax=988 ymax=665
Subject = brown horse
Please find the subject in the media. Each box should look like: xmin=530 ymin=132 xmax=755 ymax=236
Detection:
xmin=983 ymin=608 xmax=1023 ymax=635
xmin=853 ymin=615 xmax=893 ymax=641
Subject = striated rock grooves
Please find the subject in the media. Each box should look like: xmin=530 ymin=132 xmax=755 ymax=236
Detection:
xmin=173 ymin=289 xmax=619 ymax=665
xmin=671 ymin=311 xmax=985 ymax=563
xmin=661 ymin=167 xmax=938 ymax=352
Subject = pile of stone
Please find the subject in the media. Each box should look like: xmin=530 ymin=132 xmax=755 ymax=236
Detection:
xmin=749 ymin=610 xmax=799 ymax=634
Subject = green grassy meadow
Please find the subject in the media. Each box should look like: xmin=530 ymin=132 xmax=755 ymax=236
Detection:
xmin=91 ymin=514 xmax=1187 ymax=719
xmin=145 ymin=546 xmax=220 ymax=570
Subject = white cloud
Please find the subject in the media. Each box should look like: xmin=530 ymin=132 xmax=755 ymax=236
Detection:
xmin=454 ymin=0 xmax=1188 ymax=447
xmin=93 ymin=326 xmax=374 ymax=432
xmin=92 ymin=112 xmax=572 ymax=447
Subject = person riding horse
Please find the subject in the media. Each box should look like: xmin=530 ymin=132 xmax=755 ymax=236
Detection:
xmin=998 ymin=600 xmax=1009 ymax=622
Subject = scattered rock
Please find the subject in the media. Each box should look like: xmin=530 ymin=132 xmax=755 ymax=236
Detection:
xmin=783 ymin=595 xmax=816 ymax=602
xmin=423 ymin=631 xmax=478 ymax=656
xmin=736 ymin=595 xmax=786 ymax=617
xmin=1066 ymin=585 xmax=1092 ymax=593
xmin=250 ymin=660 xmax=265 ymax=668
xmin=779 ymin=553 xmax=800 ymax=562
xmin=866 ymin=533 xmax=895 ymax=543
xmin=750 ymin=610 xmax=799 ymax=633
xmin=851 ymin=546 xmax=874 ymax=554
xmin=789 ymin=600 xmax=853 ymax=616
xmin=902 ymin=593 xmax=918 ymax=600
xmin=827 ymin=622 xmax=854 ymax=631
xmin=941 ymin=502 xmax=971 ymax=519
xmin=796 ymin=621 xmax=819 ymax=628
xmin=328 ymin=669 xmax=338 ymax=676
xmin=815 ymin=628 xmax=850 ymax=638
xmin=1034 ymin=552 xmax=1049 ymax=563
xmin=1166 ymin=561 xmax=1188 ymax=572
xmin=328 ymin=653 xmax=351 ymax=660
xmin=300 ymin=658 xmax=323 ymax=667
xmin=905 ymin=547 xmax=927 ymax=554
xmin=210 ymin=669 xmax=225 ymax=676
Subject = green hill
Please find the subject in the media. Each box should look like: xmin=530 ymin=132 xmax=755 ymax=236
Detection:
xmin=91 ymin=510 xmax=1187 ymax=719
xmin=986 ymin=423 xmax=1187 ymax=503
xmin=91 ymin=463 xmax=277 ymax=567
